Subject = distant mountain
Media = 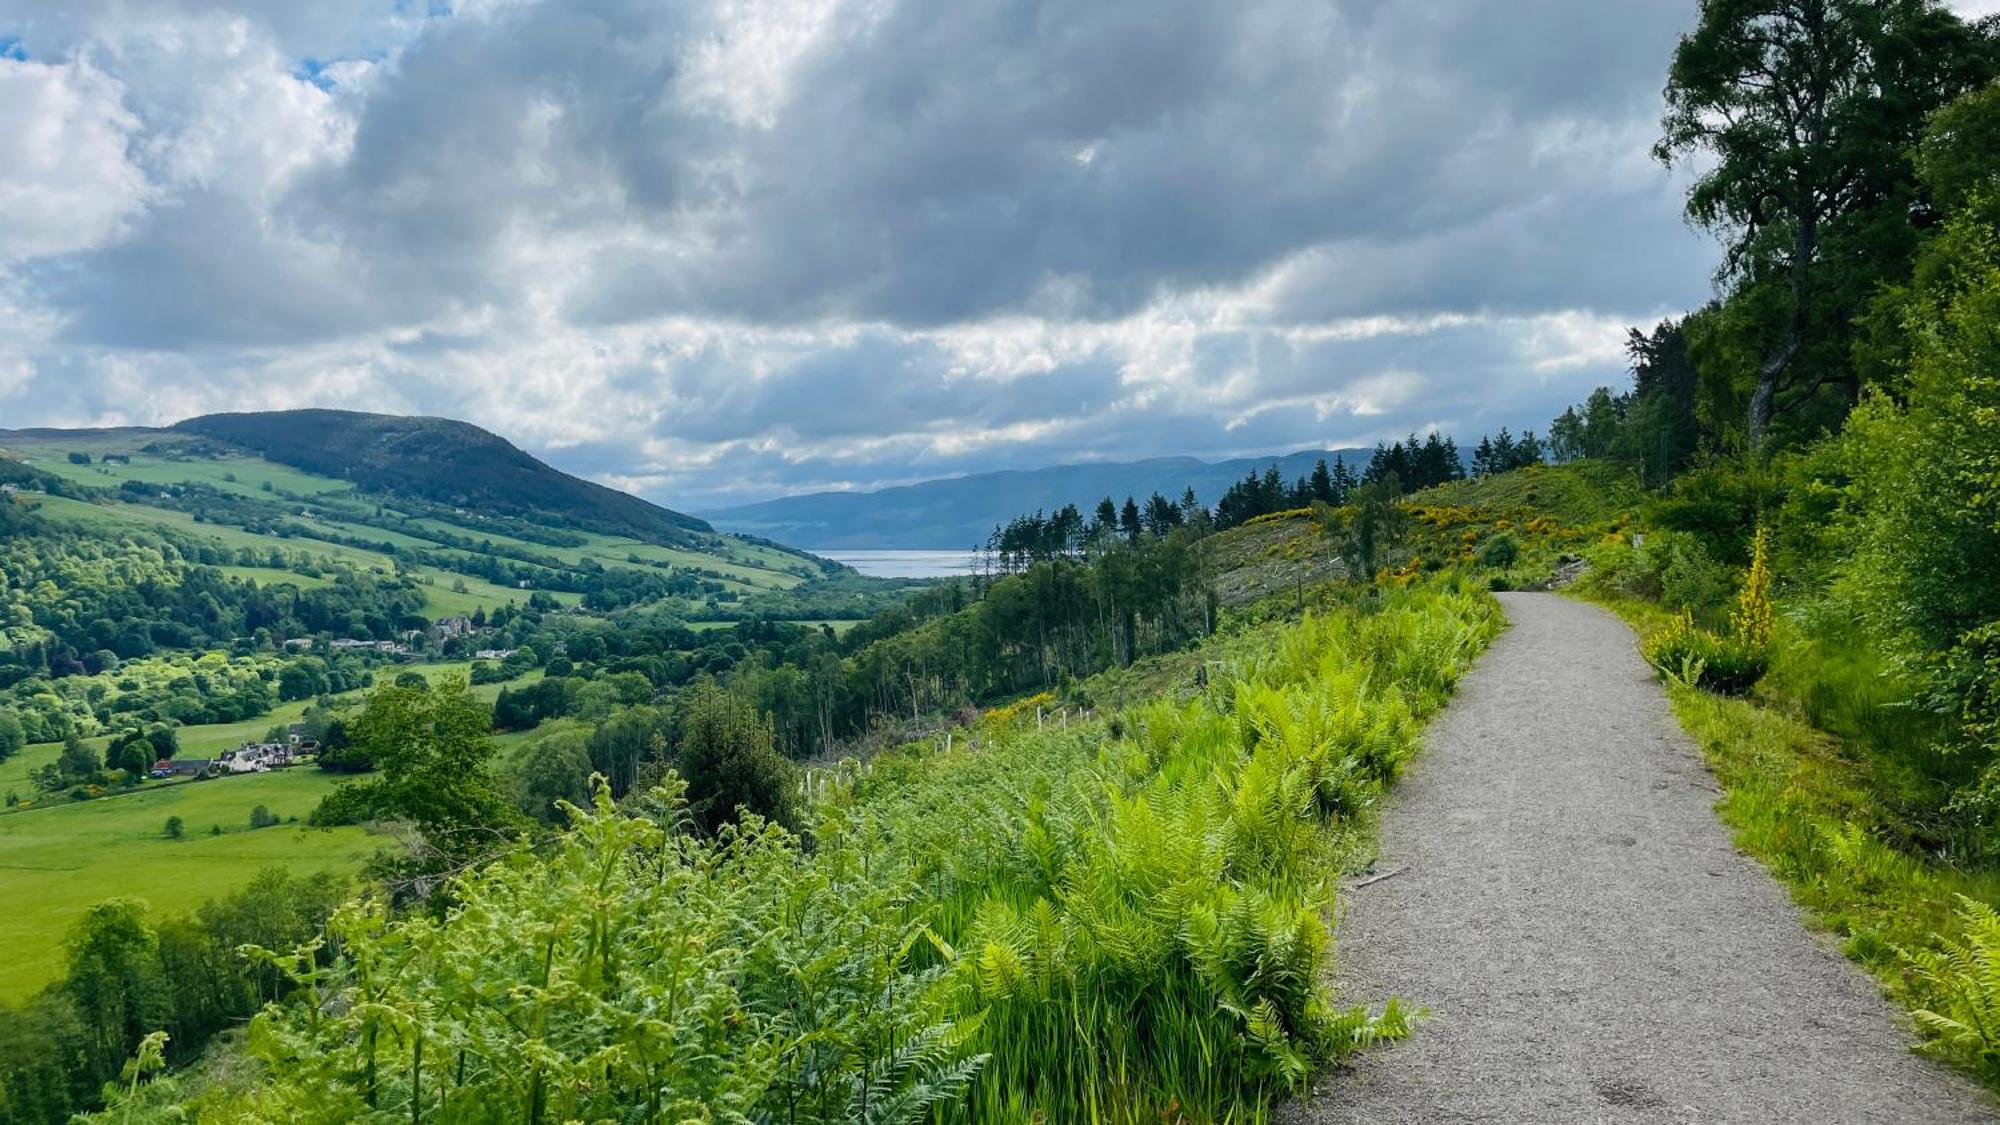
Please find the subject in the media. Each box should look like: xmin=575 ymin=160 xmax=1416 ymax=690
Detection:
xmin=700 ymin=450 xmax=1373 ymax=549
xmin=2 ymin=412 xmax=828 ymax=615
xmin=176 ymin=409 xmax=711 ymax=544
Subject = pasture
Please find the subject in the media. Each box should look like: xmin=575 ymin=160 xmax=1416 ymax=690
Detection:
xmin=0 ymin=766 xmax=380 ymax=1001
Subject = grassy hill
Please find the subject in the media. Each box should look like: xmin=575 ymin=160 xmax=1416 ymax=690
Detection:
xmin=176 ymin=410 xmax=710 ymax=544
xmin=0 ymin=416 xmax=831 ymax=617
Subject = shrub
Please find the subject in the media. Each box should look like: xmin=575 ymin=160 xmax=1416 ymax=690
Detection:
xmin=1643 ymin=612 xmax=1767 ymax=695
xmin=307 ymin=783 xmax=380 ymax=827
xmin=1657 ymin=533 xmax=1734 ymax=617
xmin=1573 ymin=539 xmax=1662 ymax=603
xmin=1700 ymin=632 xmax=1771 ymax=695
xmin=1475 ymin=532 xmax=1520 ymax=569
xmin=163 ymin=816 xmax=184 ymax=839
xmin=249 ymin=805 xmax=279 ymax=829
xmin=1731 ymin=526 xmax=1775 ymax=652
xmin=675 ymin=681 xmax=800 ymax=834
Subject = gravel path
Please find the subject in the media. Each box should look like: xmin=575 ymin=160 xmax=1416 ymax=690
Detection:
xmin=1284 ymin=592 xmax=1994 ymax=1124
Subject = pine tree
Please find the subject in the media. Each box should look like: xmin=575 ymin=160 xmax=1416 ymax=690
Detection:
xmin=1418 ymin=432 xmax=1451 ymax=488
xmin=1260 ymin=467 xmax=1285 ymax=510
xmin=1515 ymin=430 xmax=1547 ymax=467
xmin=1331 ymin=457 xmax=1356 ymax=502
xmin=1309 ymin=459 xmax=1335 ymax=503
xmin=1119 ymin=496 xmax=1142 ymax=545
xmin=1093 ymin=497 xmax=1118 ymax=538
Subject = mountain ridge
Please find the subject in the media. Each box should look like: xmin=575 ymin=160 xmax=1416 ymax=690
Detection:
xmin=1 ymin=412 xmax=830 ymax=613
xmin=173 ymin=409 xmax=712 ymax=545
xmin=700 ymin=448 xmax=1372 ymax=549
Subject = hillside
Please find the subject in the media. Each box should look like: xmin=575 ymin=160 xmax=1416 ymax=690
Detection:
xmin=175 ymin=410 xmax=710 ymax=545
xmin=0 ymin=415 xmax=834 ymax=625
xmin=700 ymin=448 xmax=1370 ymax=549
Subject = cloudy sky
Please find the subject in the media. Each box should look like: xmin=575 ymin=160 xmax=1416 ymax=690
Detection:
xmin=1 ymin=1 xmax=1991 ymax=510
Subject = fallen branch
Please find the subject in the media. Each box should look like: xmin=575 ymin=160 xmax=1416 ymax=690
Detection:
xmin=1354 ymin=865 xmax=1407 ymax=888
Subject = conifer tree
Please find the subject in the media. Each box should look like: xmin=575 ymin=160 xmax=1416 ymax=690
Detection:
xmin=1309 ymin=459 xmax=1335 ymax=503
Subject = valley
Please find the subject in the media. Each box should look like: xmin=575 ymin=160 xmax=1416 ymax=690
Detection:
xmin=3 ymin=2 xmax=1999 ymax=1119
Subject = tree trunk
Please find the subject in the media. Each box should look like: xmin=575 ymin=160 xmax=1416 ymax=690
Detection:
xmin=1750 ymin=210 xmax=1815 ymax=453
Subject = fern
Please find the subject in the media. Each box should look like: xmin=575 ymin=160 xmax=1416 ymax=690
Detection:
xmin=1906 ymin=895 xmax=2000 ymax=1083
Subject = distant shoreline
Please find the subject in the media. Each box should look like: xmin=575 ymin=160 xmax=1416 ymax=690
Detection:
xmin=813 ymin=548 xmax=981 ymax=578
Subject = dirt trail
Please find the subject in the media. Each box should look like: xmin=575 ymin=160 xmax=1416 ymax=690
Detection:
xmin=1285 ymin=592 xmax=1994 ymax=1124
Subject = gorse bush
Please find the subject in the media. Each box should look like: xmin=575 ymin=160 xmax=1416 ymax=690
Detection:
xmin=1642 ymin=612 xmax=1767 ymax=696
xmin=1730 ymin=527 xmax=1775 ymax=654
xmin=140 ymin=580 xmax=1498 ymax=1124
xmin=1639 ymin=529 xmax=1773 ymax=697
xmin=1474 ymin=532 xmax=1519 ymax=569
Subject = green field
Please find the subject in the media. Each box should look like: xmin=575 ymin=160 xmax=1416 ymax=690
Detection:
xmin=26 ymin=493 xmax=401 ymax=572
xmin=684 ymin=618 xmax=860 ymax=635
xmin=0 ymin=661 xmax=549 ymax=1001
xmin=215 ymin=565 xmax=337 ymax=590
xmin=406 ymin=572 xmax=578 ymax=616
xmin=0 ymin=767 xmax=380 ymax=1001
xmin=24 ymin=495 xmax=570 ymax=616
xmin=1 ymin=667 xmax=541 ymax=800
xmin=7 ymin=432 xmax=351 ymax=499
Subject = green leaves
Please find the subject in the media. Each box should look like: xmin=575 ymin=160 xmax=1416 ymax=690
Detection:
xmin=1906 ymin=895 xmax=2000 ymax=1082
xmin=144 ymin=582 xmax=1499 ymax=1123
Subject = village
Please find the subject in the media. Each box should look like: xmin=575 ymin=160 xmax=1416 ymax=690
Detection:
xmin=148 ymin=724 xmax=321 ymax=781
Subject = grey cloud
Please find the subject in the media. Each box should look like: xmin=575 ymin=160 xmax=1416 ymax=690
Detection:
xmin=37 ymin=0 xmax=1711 ymax=342
xmin=521 ymin=313 xmax=1636 ymax=509
xmin=653 ymin=333 xmax=1129 ymax=444
xmin=562 ymin=0 xmax=1704 ymax=325
xmin=0 ymin=0 xmax=1724 ymax=513
xmin=31 ymin=189 xmax=394 ymax=349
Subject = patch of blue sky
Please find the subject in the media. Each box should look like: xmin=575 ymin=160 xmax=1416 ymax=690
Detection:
xmin=292 ymin=57 xmax=337 ymax=91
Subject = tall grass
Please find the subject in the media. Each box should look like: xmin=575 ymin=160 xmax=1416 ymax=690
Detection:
xmin=1662 ymin=678 xmax=2000 ymax=1083
xmin=120 ymin=580 xmax=1499 ymax=1123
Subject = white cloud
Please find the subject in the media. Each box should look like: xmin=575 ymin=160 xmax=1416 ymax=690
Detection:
xmin=0 ymin=56 xmax=147 ymax=258
xmin=0 ymin=0 xmax=1763 ymax=509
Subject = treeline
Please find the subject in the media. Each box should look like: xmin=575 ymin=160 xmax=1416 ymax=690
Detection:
xmin=994 ymin=443 xmax=1445 ymax=550
xmin=0 ymin=870 xmax=347 ymax=1124
xmin=0 ymin=513 xmax=430 ymax=686
xmin=381 ymin=525 xmax=1215 ymax=764
xmin=1545 ymin=9 xmax=2000 ymax=845
xmin=126 ymin=479 xmax=728 ymax=607
xmin=1206 ymin=430 xmax=1547 ymax=529
xmin=984 ymin=491 xmax=1208 ymax=566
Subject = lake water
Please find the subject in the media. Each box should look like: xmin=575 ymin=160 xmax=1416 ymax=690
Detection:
xmin=816 ymin=549 xmax=982 ymax=578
